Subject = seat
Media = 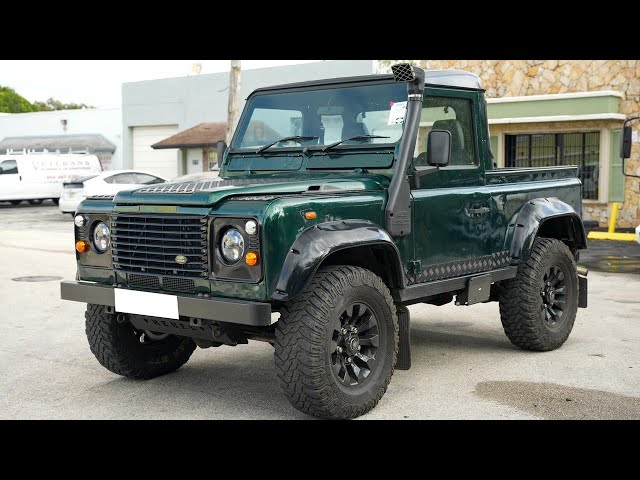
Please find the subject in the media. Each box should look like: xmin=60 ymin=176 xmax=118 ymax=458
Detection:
xmin=431 ymin=119 xmax=466 ymax=165
xmin=341 ymin=121 xmax=368 ymax=140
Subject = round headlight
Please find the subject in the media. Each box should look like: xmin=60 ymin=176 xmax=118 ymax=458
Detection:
xmin=93 ymin=222 xmax=111 ymax=252
xmin=220 ymin=228 xmax=244 ymax=264
xmin=245 ymin=220 xmax=257 ymax=235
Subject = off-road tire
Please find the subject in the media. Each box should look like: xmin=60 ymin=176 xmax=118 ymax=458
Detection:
xmin=275 ymin=266 xmax=398 ymax=419
xmin=85 ymin=304 xmax=196 ymax=379
xmin=498 ymin=237 xmax=578 ymax=351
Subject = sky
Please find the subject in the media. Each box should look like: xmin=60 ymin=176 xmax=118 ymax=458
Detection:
xmin=0 ymin=60 xmax=319 ymax=109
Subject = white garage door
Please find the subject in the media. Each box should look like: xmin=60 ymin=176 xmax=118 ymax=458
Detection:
xmin=132 ymin=125 xmax=180 ymax=180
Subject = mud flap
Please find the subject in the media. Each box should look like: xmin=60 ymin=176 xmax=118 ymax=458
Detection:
xmin=578 ymin=275 xmax=588 ymax=308
xmin=396 ymin=305 xmax=411 ymax=370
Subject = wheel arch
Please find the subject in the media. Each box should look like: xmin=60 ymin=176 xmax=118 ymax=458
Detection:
xmin=506 ymin=197 xmax=587 ymax=264
xmin=271 ymin=220 xmax=405 ymax=302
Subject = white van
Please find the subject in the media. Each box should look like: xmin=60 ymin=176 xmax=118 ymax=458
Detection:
xmin=0 ymin=152 xmax=102 ymax=205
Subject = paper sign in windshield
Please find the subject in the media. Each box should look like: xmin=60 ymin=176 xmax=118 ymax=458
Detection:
xmin=387 ymin=101 xmax=407 ymax=125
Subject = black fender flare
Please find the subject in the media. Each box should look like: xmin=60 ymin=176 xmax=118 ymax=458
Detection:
xmin=271 ymin=220 xmax=404 ymax=301
xmin=506 ymin=197 xmax=587 ymax=264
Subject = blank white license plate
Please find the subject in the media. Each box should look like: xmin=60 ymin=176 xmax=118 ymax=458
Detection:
xmin=114 ymin=289 xmax=179 ymax=319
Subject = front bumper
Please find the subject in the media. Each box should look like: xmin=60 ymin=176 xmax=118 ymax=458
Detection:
xmin=60 ymin=280 xmax=273 ymax=326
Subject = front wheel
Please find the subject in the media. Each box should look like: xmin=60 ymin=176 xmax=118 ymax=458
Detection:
xmin=498 ymin=237 xmax=578 ymax=351
xmin=85 ymin=304 xmax=196 ymax=379
xmin=275 ymin=266 xmax=398 ymax=419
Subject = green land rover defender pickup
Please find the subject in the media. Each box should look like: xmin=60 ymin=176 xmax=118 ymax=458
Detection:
xmin=61 ymin=64 xmax=588 ymax=419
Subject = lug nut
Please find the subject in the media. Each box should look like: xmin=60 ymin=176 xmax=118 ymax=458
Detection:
xmin=351 ymin=326 xmax=357 ymax=333
xmin=340 ymin=328 xmax=347 ymax=335
xmin=346 ymin=357 xmax=352 ymax=364
xmin=357 ymin=345 xmax=361 ymax=351
xmin=336 ymin=346 xmax=343 ymax=353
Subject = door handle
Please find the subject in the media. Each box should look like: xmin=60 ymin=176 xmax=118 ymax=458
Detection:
xmin=467 ymin=206 xmax=490 ymax=216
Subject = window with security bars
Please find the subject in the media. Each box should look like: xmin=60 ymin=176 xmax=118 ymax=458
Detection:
xmin=505 ymin=132 xmax=600 ymax=200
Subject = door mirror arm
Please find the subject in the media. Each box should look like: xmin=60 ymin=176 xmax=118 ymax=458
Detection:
xmin=411 ymin=166 xmax=439 ymax=189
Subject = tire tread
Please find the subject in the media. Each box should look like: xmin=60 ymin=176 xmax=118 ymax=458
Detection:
xmin=274 ymin=266 xmax=398 ymax=419
xmin=498 ymin=237 xmax=578 ymax=351
xmin=85 ymin=304 xmax=196 ymax=379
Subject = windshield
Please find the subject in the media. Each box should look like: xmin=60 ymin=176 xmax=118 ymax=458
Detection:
xmin=233 ymin=82 xmax=407 ymax=151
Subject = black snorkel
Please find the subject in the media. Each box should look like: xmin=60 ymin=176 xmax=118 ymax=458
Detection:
xmin=385 ymin=63 xmax=425 ymax=237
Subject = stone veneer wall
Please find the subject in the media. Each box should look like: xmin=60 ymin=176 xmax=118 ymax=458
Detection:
xmin=380 ymin=60 xmax=640 ymax=227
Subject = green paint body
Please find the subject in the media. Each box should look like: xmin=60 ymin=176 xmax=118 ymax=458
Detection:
xmin=74 ymin=82 xmax=584 ymax=304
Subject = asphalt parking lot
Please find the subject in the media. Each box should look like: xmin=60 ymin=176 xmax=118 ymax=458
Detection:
xmin=1 ymin=202 xmax=639 ymax=419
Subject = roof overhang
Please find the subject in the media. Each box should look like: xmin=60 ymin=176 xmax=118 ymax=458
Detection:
xmin=487 ymin=90 xmax=624 ymax=125
xmin=152 ymin=142 xmax=220 ymax=150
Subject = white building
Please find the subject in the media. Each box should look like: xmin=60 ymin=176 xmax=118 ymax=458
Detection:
xmin=0 ymin=107 xmax=122 ymax=169
xmin=122 ymin=60 xmax=377 ymax=179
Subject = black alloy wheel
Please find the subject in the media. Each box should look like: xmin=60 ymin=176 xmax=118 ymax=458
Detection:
xmin=540 ymin=265 xmax=568 ymax=330
xmin=331 ymin=302 xmax=380 ymax=387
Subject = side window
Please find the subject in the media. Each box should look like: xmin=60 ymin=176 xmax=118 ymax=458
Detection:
xmin=104 ymin=173 xmax=137 ymax=184
xmin=0 ymin=160 xmax=18 ymax=175
xmin=135 ymin=173 xmax=165 ymax=185
xmin=415 ymin=97 xmax=476 ymax=167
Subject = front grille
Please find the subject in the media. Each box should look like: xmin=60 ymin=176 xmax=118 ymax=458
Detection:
xmin=129 ymin=274 xmax=160 ymax=289
xmin=162 ymin=277 xmax=195 ymax=292
xmin=112 ymin=214 xmax=208 ymax=278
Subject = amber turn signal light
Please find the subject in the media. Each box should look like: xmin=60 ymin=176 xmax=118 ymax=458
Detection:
xmin=76 ymin=240 xmax=90 ymax=253
xmin=245 ymin=251 xmax=259 ymax=266
xmin=304 ymin=211 xmax=317 ymax=220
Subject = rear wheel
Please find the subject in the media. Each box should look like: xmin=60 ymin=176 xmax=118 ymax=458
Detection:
xmin=275 ymin=266 xmax=398 ymax=419
xmin=85 ymin=304 xmax=196 ymax=379
xmin=9 ymin=200 xmax=21 ymax=206
xmin=498 ymin=237 xmax=578 ymax=351
xmin=28 ymin=199 xmax=43 ymax=205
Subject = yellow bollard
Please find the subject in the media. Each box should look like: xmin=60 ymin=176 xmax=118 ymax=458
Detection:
xmin=588 ymin=202 xmax=636 ymax=241
xmin=608 ymin=202 xmax=620 ymax=234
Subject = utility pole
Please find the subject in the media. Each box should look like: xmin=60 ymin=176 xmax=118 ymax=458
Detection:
xmin=225 ymin=60 xmax=241 ymax=145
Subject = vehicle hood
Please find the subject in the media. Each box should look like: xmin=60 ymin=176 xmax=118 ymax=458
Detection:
xmin=113 ymin=173 xmax=390 ymax=206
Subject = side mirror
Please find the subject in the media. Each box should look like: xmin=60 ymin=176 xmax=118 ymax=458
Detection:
xmin=427 ymin=129 xmax=451 ymax=167
xmin=620 ymin=125 xmax=632 ymax=159
xmin=216 ymin=141 xmax=227 ymax=168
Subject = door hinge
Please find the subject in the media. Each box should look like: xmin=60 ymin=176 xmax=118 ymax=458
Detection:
xmin=407 ymin=260 xmax=422 ymax=274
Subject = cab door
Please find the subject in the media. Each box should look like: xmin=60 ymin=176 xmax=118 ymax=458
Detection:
xmin=0 ymin=159 xmax=21 ymax=199
xmin=407 ymin=89 xmax=502 ymax=285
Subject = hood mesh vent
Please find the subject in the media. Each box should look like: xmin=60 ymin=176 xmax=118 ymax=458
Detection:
xmin=135 ymin=176 xmax=312 ymax=194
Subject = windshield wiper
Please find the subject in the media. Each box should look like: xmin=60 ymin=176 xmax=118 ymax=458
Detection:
xmin=256 ymin=135 xmax=319 ymax=155
xmin=322 ymin=135 xmax=390 ymax=152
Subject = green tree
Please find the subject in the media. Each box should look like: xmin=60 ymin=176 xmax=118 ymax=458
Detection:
xmin=0 ymin=85 xmax=94 ymax=113
xmin=0 ymin=86 xmax=35 ymax=113
xmin=32 ymin=98 xmax=94 ymax=111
